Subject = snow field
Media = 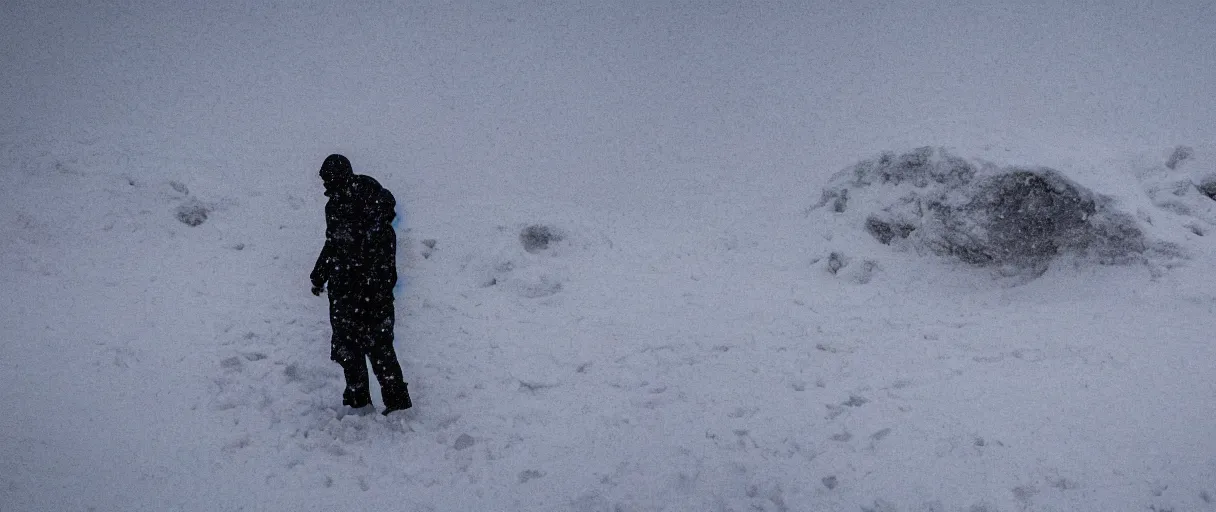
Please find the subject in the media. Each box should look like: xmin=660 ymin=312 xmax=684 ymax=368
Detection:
xmin=4 ymin=1 xmax=1216 ymax=510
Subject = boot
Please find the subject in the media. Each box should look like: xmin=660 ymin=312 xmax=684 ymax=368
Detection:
xmin=340 ymin=360 xmax=372 ymax=408
xmin=367 ymin=342 xmax=411 ymax=415
xmin=382 ymin=383 xmax=412 ymax=415
xmin=342 ymin=386 xmax=372 ymax=408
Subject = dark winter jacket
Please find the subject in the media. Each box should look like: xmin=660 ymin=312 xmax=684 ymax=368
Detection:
xmin=311 ymin=173 xmax=397 ymax=301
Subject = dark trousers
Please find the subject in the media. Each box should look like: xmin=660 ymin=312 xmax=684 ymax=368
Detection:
xmin=330 ymin=293 xmax=411 ymax=410
xmin=338 ymin=342 xmax=410 ymax=409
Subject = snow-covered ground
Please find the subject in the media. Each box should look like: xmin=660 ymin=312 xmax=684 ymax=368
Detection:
xmin=3 ymin=1 xmax=1215 ymax=511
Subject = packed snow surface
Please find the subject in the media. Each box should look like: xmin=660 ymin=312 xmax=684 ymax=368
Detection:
xmin=3 ymin=1 xmax=1216 ymax=511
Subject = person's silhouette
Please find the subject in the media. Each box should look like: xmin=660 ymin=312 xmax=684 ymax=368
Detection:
xmin=310 ymin=154 xmax=411 ymax=415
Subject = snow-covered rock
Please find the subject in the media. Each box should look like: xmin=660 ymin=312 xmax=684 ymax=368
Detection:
xmin=814 ymin=147 xmax=1188 ymax=275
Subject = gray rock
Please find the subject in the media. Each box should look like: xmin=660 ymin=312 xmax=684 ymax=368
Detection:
xmin=520 ymin=225 xmax=563 ymax=253
xmin=821 ymin=476 xmax=838 ymax=490
xmin=826 ymin=252 xmax=847 ymax=274
xmin=1166 ymin=145 xmax=1194 ymax=170
xmin=865 ymin=215 xmax=915 ymax=245
xmin=453 ymin=433 xmax=475 ymax=450
xmin=1197 ymin=177 xmax=1216 ymax=200
xmin=175 ymin=200 xmax=209 ymax=227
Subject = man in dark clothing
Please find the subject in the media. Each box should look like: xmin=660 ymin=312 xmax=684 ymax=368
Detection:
xmin=310 ymin=154 xmax=412 ymax=415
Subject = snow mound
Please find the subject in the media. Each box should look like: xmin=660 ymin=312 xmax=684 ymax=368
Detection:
xmin=463 ymin=223 xmax=575 ymax=298
xmin=1140 ymin=145 xmax=1216 ymax=229
xmin=814 ymin=147 xmax=1185 ymax=276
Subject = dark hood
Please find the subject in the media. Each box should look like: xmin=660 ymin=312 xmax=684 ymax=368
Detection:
xmin=320 ymin=154 xmax=354 ymax=195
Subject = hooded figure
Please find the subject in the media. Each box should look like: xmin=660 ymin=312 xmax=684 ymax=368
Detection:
xmin=311 ymin=154 xmax=412 ymax=414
